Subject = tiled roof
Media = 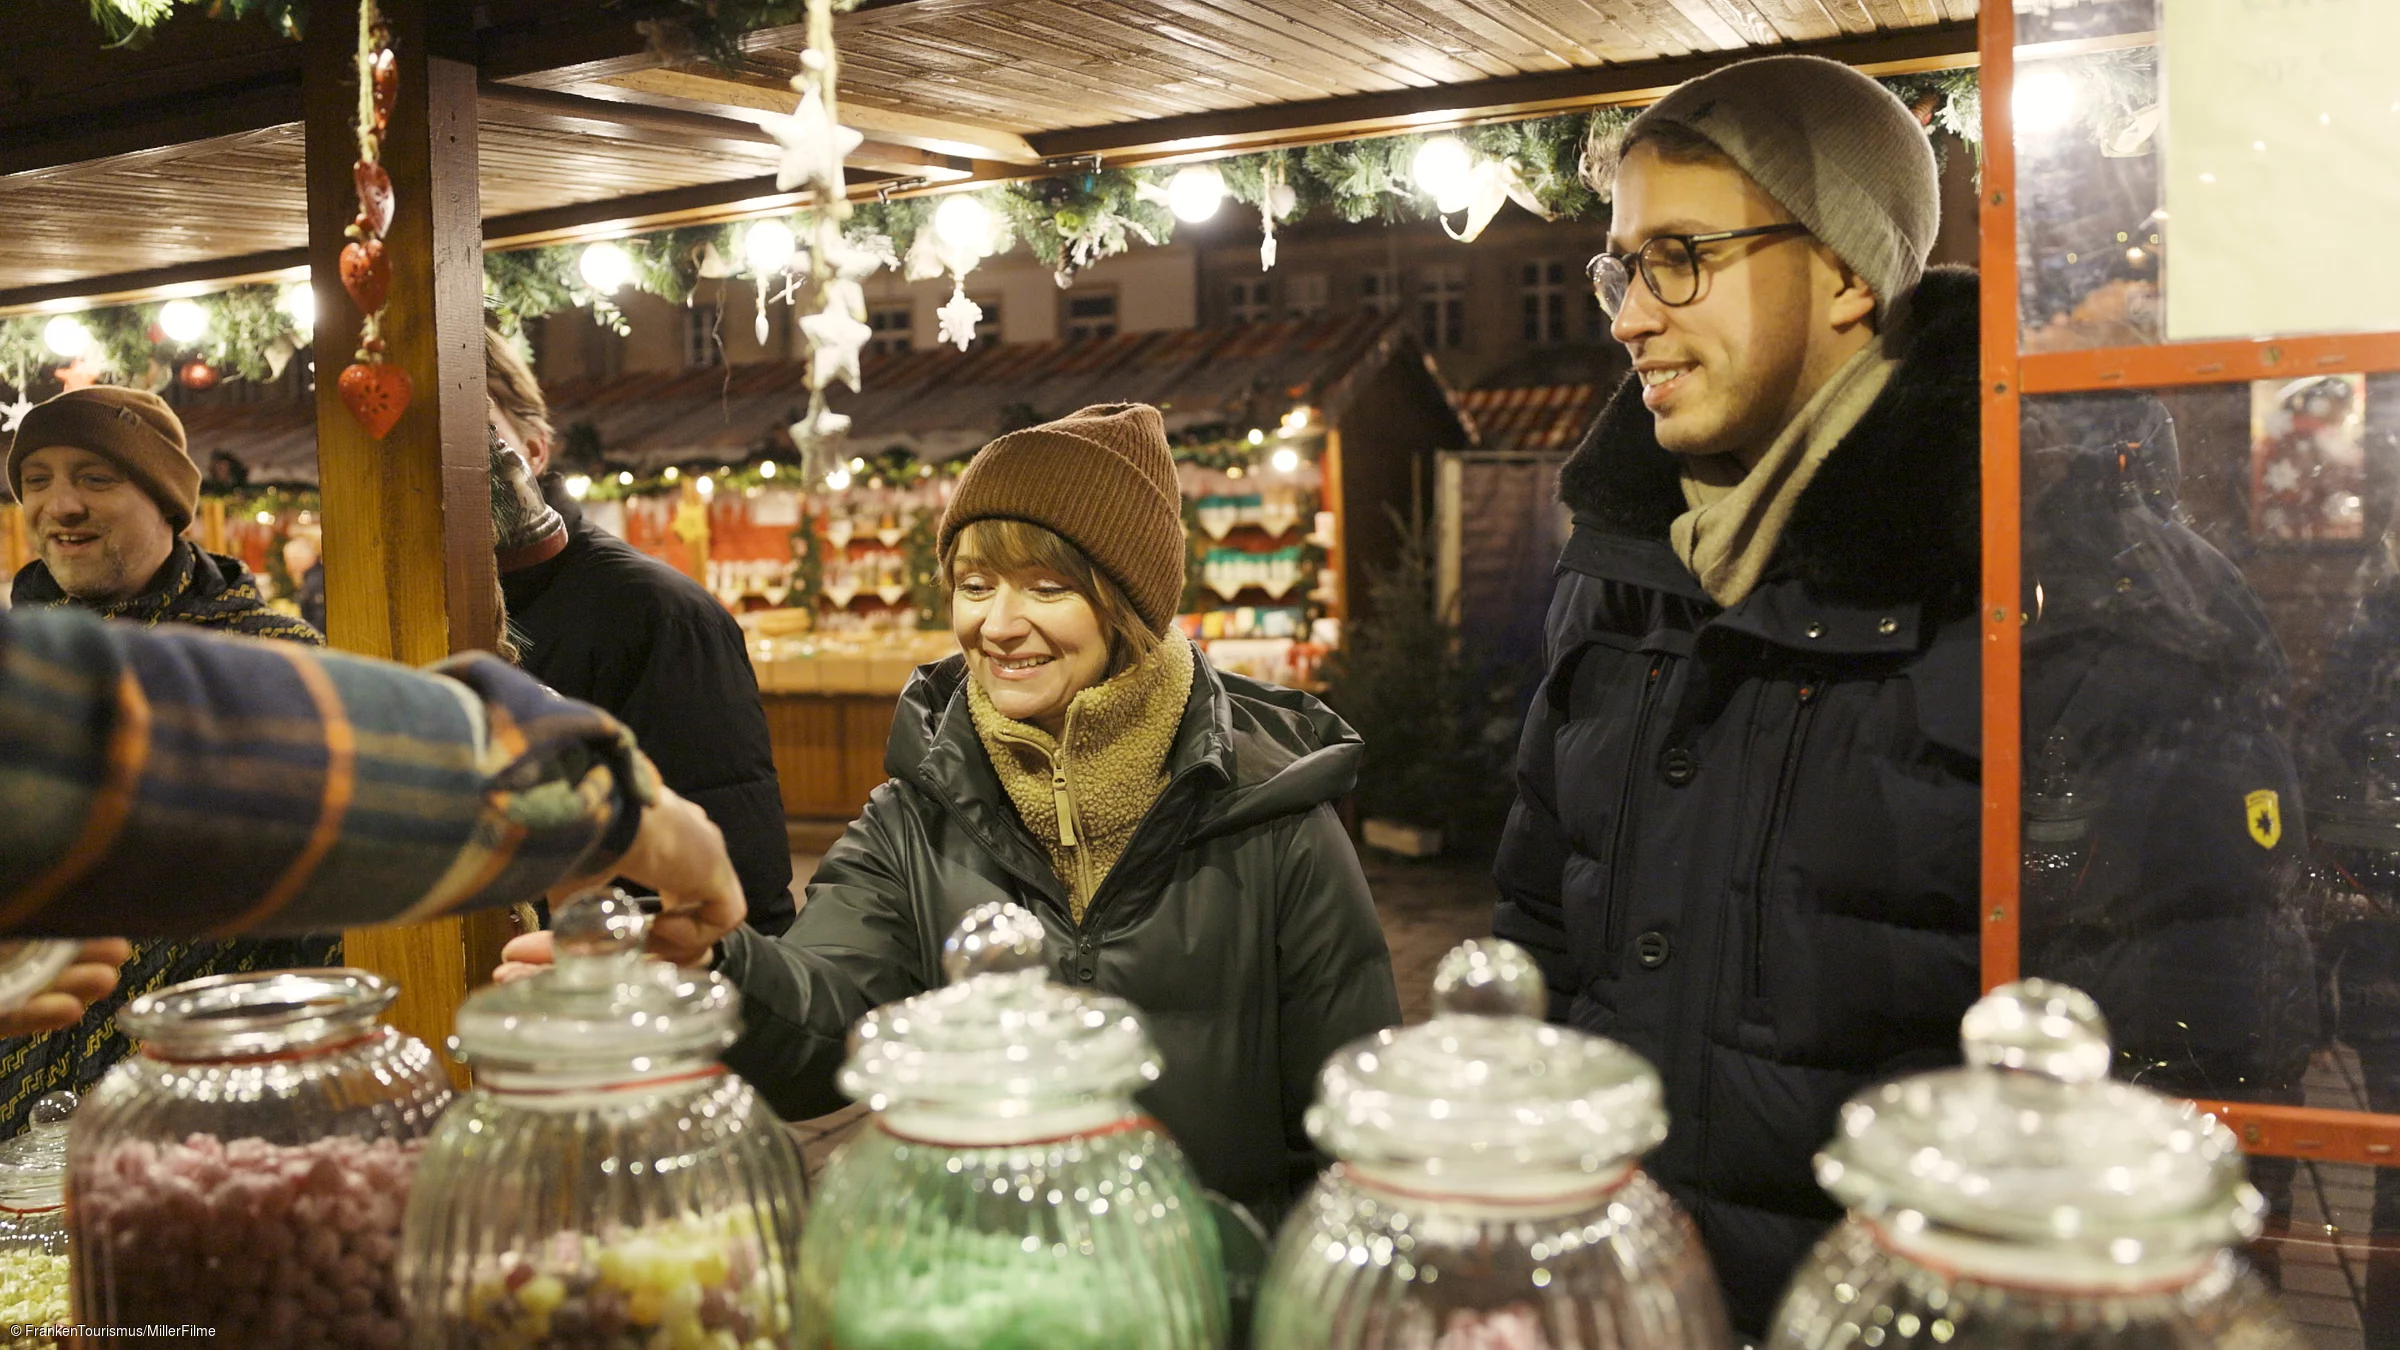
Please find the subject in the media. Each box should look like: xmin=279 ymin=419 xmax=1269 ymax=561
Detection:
xmin=1453 ymin=384 xmax=1600 ymax=456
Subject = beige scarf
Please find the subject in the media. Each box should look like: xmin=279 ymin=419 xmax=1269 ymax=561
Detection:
xmin=1670 ymin=335 xmax=1898 ymax=606
xmin=968 ymin=630 xmax=1198 ymax=921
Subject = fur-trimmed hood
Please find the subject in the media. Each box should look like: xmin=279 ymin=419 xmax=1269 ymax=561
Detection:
xmin=1558 ymin=265 xmax=1980 ymax=607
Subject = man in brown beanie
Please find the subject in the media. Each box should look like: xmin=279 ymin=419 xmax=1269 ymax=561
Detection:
xmin=4 ymin=383 xmax=335 ymax=1137
xmin=1495 ymin=55 xmax=1982 ymax=1331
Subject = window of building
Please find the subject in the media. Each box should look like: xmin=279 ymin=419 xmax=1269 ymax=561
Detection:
xmin=971 ymin=297 xmax=1003 ymax=347
xmin=1359 ymin=269 xmax=1400 ymax=315
xmin=1285 ymin=272 xmax=1329 ymax=318
xmin=1228 ymin=279 xmax=1274 ymax=325
xmin=866 ymin=304 xmax=913 ymax=357
xmin=1419 ymin=265 xmax=1467 ymax=350
xmin=1521 ymin=259 xmax=1571 ymax=346
xmin=684 ymin=303 xmax=723 ymax=368
xmin=1063 ymin=290 xmax=1119 ymax=342
xmin=1585 ymin=286 xmax=1608 ymax=342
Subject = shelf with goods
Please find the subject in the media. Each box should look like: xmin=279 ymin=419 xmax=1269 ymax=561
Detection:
xmin=1173 ymin=427 xmax=1340 ymax=692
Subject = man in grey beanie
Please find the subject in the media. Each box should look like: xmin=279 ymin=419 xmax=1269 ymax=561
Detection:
xmin=1495 ymin=55 xmax=1984 ymax=1332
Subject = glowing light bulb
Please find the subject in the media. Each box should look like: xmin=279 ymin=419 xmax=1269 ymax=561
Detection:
xmin=760 ymin=460 xmax=778 ymax=478
xmin=1412 ymin=136 xmax=1474 ymax=214
xmin=744 ymin=219 xmax=797 ymax=274
xmin=696 ymin=475 xmax=716 ymax=499
xmin=617 ymin=471 xmax=634 ymax=485
xmin=255 ymin=511 xmax=274 ymax=525
xmin=1271 ymin=447 xmax=1301 ymax=474
xmin=849 ymin=457 xmax=867 ymax=472
xmin=565 ymin=475 xmax=593 ymax=500
xmin=42 ymin=316 xmax=90 ymax=359
xmin=1246 ymin=428 xmax=1266 ymax=446
xmin=579 ymin=242 xmax=634 ymax=294
xmin=825 ymin=468 xmax=852 ymax=491
xmin=2012 ymin=69 xmax=2081 ymax=136
xmin=1166 ymin=166 xmax=1226 ymax=223
xmin=933 ymin=195 xmax=994 ymax=252
xmin=279 ymin=283 xmax=315 ymax=333
xmin=663 ymin=465 xmax=680 ymax=481
xmin=159 ymin=299 xmax=210 ymax=344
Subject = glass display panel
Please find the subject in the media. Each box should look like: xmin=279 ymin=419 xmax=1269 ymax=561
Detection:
xmin=2014 ymin=0 xmax=2164 ymax=353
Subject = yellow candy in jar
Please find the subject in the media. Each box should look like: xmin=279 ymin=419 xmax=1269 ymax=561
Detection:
xmin=516 ymin=1272 xmax=566 ymax=1317
xmin=689 ymin=1244 xmax=729 ymax=1288
xmin=626 ymin=1283 xmax=665 ymax=1327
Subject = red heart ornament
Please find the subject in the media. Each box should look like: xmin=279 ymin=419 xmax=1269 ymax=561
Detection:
xmin=178 ymin=359 xmax=220 ymax=391
xmin=371 ymin=49 xmax=398 ymax=131
xmin=339 ymin=238 xmax=390 ymax=315
xmin=338 ymin=361 xmax=413 ymax=439
xmin=353 ymin=160 xmax=395 ymax=238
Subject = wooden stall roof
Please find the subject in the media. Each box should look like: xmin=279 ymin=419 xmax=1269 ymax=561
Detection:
xmin=1455 ymin=384 xmax=1603 ymax=455
xmin=188 ymin=310 xmax=1468 ymax=478
xmin=1 ymin=0 xmax=1978 ymax=310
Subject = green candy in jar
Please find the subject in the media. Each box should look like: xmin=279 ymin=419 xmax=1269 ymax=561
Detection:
xmin=0 ymin=1093 xmax=75 ymax=1348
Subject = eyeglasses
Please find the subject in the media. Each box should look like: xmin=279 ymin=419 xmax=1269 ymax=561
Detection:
xmin=1587 ymin=223 xmax=1813 ymax=318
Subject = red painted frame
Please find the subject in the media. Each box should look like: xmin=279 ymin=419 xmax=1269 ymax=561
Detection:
xmin=1978 ymin=8 xmax=2400 ymax=1164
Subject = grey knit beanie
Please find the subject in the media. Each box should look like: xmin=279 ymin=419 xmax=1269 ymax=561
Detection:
xmin=1620 ymin=55 xmax=1939 ymax=319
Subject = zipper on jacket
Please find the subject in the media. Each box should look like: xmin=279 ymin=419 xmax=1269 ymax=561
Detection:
xmin=1747 ymin=677 xmax=1821 ymax=1000
xmin=1602 ymin=656 xmax=1667 ymax=959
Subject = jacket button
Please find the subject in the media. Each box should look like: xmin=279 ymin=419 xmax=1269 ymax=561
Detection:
xmin=1877 ymin=617 xmax=1899 ymax=635
xmin=1805 ymin=622 xmax=1825 ymax=639
xmin=1659 ymin=747 xmax=1697 ymax=786
xmin=1077 ymin=938 xmax=1095 ymax=953
xmin=1633 ymin=931 xmax=1672 ymax=969
xmin=1078 ymin=965 xmax=1096 ymax=982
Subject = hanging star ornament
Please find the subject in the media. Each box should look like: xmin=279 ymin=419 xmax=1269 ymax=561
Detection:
xmin=0 ymin=392 xmax=32 ymax=435
xmin=800 ymin=279 xmax=872 ymax=392
xmin=769 ymin=83 xmax=864 ymax=193
xmin=937 ymin=283 xmax=984 ymax=352
xmin=1443 ymin=159 xmax=1556 ymax=243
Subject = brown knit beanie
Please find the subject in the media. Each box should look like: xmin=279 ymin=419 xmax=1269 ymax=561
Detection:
xmin=939 ymin=403 xmax=1186 ymax=634
xmin=6 ymin=386 xmax=201 ymax=531
xmin=1620 ymin=55 xmax=1939 ymax=319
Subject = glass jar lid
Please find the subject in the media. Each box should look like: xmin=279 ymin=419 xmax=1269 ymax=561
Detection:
xmin=0 ymin=943 xmax=80 ymax=1023
xmin=1306 ymin=940 xmax=1666 ymax=1185
xmin=121 ymin=967 xmax=396 ymax=1059
xmin=839 ymin=903 xmax=1159 ymax=1126
xmin=451 ymin=889 xmax=739 ymax=1077
xmin=1815 ymin=980 xmax=2260 ymax=1264
xmin=0 ymin=1092 xmax=75 ymax=1212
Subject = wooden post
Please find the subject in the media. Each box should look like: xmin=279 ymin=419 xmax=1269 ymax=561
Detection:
xmin=305 ymin=0 xmax=507 ymax=1085
xmin=1320 ymin=427 xmax=1349 ymax=621
xmin=198 ymin=497 xmax=228 ymax=557
xmin=0 ymin=504 xmax=25 ymax=578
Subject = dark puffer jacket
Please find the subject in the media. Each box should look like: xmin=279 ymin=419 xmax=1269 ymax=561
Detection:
xmin=1494 ymin=267 xmax=1985 ymax=1333
xmin=714 ymin=652 xmax=1401 ymax=1225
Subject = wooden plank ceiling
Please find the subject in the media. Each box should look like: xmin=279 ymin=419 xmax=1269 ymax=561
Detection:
xmin=0 ymin=0 xmax=1975 ymax=301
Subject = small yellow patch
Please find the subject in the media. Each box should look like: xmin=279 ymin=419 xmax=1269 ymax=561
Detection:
xmin=2246 ymin=789 xmax=2282 ymax=850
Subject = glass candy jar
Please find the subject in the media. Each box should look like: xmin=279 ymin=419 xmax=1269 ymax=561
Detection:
xmin=1254 ymin=939 xmax=1732 ymax=1350
xmin=1769 ymin=980 xmax=2300 ymax=1349
xmin=0 ymin=1092 xmax=77 ymax=1346
xmin=69 ymin=970 xmax=454 ymax=1347
xmin=401 ymin=890 xmax=809 ymax=1349
xmin=799 ymin=902 xmax=1228 ymax=1350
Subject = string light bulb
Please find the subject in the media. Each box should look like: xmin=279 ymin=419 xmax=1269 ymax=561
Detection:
xmin=42 ymin=316 xmax=90 ymax=359
xmin=565 ymin=475 xmax=593 ymax=500
xmin=760 ymin=460 xmax=778 ymax=478
xmin=278 ymin=283 xmax=315 ymax=333
xmin=825 ymin=467 xmax=852 ymax=491
xmin=932 ymin=195 xmax=994 ymax=253
xmin=743 ymin=219 xmax=797 ymax=274
xmin=1166 ymin=166 xmax=1226 ymax=223
xmin=617 ymin=471 xmax=634 ymax=485
xmin=1271 ymin=447 xmax=1301 ymax=474
xmin=1411 ymin=136 xmax=1475 ymax=214
xmin=159 ymin=299 xmax=210 ymax=344
xmin=663 ymin=466 xmax=680 ymax=481
xmin=1246 ymin=428 xmax=1266 ymax=446
xmin=2012 ymin=68 xmax=2081 ymax=135
xmin=578 ymin=242 xmax=634 ymax=294
xmin=696 ymin=474 xmax=716 ymax=499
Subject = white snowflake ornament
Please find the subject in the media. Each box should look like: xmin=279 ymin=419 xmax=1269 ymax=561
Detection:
xmin=0 ymin=394 xmax=32 ymax=435
xmin=801 ymin=280 xmax=872 ymax=391
xmin=937 ymin=283 xmax=984 ymax=352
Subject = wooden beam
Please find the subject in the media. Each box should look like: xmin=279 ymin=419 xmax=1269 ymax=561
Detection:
xmin=306 ymin=0 xmax=503 ymax=1087
xmin=1029 ymin=21 xmax=1979 ymax=161
xmin=478 ymin=80 xmax=784 ymax=158
xmin=0 ymin=251 xmax=311 ymax=315
xmin=0 ymin=69 xmax=302 ymax=179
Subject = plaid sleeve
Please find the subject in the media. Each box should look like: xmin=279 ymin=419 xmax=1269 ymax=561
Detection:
xmin=0 ymin=605 xmax=653 ymax=937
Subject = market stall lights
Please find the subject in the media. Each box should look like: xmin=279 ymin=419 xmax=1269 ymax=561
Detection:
xmin=1166 ymin=166 xmax=1226 ymax=223
xmin=744 ymin=219 xmax=798 ymax=275
xmin=2011 ymin=68 xmax=2081 ymax=136
xmin=254 ymin=511 xmax=274 ymax=525
xmin=760 ymin=461 xmax=778 ymax=478
xmin=696 ymin=475 xmax=716 ymax=499
xmin=158 ymin=299 xmax=210 ymax=345
xmin=1246 ymin=429 xmax=1265 ymax=446
xmin=1279 ymin=407 xmax=1312 ymax=433
xmin=278 ymin=284 xmax=315 ymax=333
xmin=849 ymin=457 xmax=867 ymax=472
xmin=932 ymin=195 xmax=995 ymax=253
xmin=565 ymin=475 xmax=592 ymax=500
xmin=1411 ymin=136 xmax=1475 ymax=214
xmin=617 ymin=471 xmax=634 ymax=485
xmin=578 ymin=242 xmax=635 ymax=295
xmin=825 ymin=468 xmax=853 ymax=491
xmin=663 ymin=466 xmax=680 ymax=481
xmin=1270 ymin=447 xmax=1301 ymax=474
xmin=41 ymin=316 xmax=90 ymax=359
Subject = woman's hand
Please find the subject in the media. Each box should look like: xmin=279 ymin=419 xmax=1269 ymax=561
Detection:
xmin=494 ymin=785 xmax=744 ymax=982
xmin=0 ymin=939 xmax=133 ymax=1037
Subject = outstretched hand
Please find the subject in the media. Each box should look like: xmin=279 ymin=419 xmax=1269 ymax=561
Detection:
xmin=494 ymin=784 xmax=743 ymax=983
xmin=0 ymin=939 xmax=134 ymax=1037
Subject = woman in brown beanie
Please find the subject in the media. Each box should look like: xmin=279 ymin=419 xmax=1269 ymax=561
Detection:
xmin=500 ymin=402 xmax=1400 ymax=1227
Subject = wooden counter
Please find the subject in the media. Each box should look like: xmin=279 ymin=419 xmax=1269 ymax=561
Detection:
xmin=765 ymin=692 xmax=900 ymax=822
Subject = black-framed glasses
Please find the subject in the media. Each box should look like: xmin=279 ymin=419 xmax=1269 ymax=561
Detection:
xmin=1587 ymin=223 xmax=1812 ymax=318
